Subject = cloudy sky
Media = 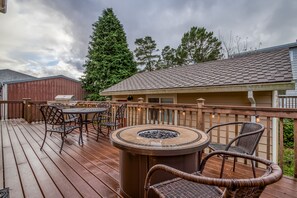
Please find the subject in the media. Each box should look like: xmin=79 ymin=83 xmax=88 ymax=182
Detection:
xmin=0 ymin=0 xmax=296 ymax=80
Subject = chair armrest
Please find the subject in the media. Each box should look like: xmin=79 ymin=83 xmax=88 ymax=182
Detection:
xmin=205 ymin=122 xmax=244 ymax=134
xmin=199 ymin=151 xmax=277 ymax=173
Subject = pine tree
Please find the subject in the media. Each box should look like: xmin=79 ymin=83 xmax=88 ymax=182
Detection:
xmin=134 ymin=36 xmax=160 ymax=71
xmin=81 ymin=8 xmax=137 ymax=100
xmin=177 ymin=27 xmax=222 ymax=65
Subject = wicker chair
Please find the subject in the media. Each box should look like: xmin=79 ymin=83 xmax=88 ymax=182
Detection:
xmin=206 ymin=122 xmax=265 ymax=178
xmin=40 ymin=105 xmax=81 ymax=153
xmin=144 ymin=151 xmax=282 ymax=198
xmin=99 ymin=103 xmax=127 ymax=136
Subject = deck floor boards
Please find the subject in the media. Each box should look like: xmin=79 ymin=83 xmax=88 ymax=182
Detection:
xmin=0 ymin=119 xmax=296 ymax=198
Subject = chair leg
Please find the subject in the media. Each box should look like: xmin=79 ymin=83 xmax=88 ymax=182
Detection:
xmin=40 ymin=131 xmax=47 ymax=151
xmin=59 ymin=133 xmax=65 ymax=154
xmin=251 ymin=160 xmax=256 ymax=178
xmin=233 ymin=157 xmax=237 ymax=172
xmin=107 ymin=127 xmax=110 ymax=136
xmin=96 ymin=125 xmax=100 ymax=141
xmin=220 ymin=156 xmax=226 ymax=178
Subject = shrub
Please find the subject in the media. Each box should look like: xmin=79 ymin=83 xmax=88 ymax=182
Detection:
xmin=283 ymin=118 xmax=294 ymax=148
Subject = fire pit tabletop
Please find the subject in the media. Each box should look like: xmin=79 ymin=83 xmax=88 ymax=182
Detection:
xmin=110 ymin=125 xmax=209 ymax=156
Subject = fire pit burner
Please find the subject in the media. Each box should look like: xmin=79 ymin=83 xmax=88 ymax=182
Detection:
xmin=138 ymin=129 xmax=179 ymax=139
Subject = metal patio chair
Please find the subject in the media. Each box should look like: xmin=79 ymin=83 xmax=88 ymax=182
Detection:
xmin=144 ymin=151 xmax=282 ymax=198
xmin=50 ymin=103 xmax=78 ymax=124
xmin=92 ymin=102 xmax=111 ymax=139
xmin=40 ymin=105 xmax=81 ymax=153
xmin=99 ymin=103 xmax=127 ymax=137
xmin=206 ymin=122 xmax=265 ymax=178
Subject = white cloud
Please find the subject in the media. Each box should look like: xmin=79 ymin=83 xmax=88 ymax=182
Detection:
xmin=0 ymin=0 xmax=83 ymax=79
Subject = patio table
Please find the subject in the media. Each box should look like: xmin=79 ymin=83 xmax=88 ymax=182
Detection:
xmin=63 ymin=107 xmax=107 ymax=144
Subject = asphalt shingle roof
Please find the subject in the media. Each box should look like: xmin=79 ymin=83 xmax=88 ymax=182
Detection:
xmin=102 ymin=48 xmax=293 ymax=93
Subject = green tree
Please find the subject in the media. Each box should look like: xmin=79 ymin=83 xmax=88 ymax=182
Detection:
xmin=157 ymin=45 xmax=177 ymax=70
xmin=177 ymin=27 xmax=222 ymax=65
xmin=134 ymin=36 xmax=160 ymax=71
xmin=81 ymin=8 xmax=137 ymax=100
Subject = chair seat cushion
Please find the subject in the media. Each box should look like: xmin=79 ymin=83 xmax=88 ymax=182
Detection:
xmin=209 ymin=143 xmax=247 ymax=154
xmin=152 ymin=176 xmax=222 ymax=198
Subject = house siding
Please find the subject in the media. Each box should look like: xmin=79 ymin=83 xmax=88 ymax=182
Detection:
xmin=177 ymin=91 xmax=272 ymax=107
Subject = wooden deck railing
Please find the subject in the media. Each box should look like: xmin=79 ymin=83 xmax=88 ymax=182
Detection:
xmin=1 ymin=98 xmax=297 ymax=178
xmin=279 ymin=95 xmax=297 ymax=108
xmin=75 ymin=98 xmax=297 ymax=178
xmin=0 ymin=100 xmax=24 ymax=120
xmin=0 ymin=99 xmax=47 ymax=122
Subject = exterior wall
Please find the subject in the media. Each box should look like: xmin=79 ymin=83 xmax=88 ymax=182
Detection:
xmin=112 ymin=95 xmax=146 ymax=102
xmin=7 ymin=78 xmax=85 ymax=101
xmin=177 ymin=91 xmax=272 ymax=107
xmin=112 ymin=91 xmax=272 ymax=107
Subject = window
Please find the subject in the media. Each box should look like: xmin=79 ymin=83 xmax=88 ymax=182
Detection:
xmin=147 ymin=97 xmax=174 ymax=123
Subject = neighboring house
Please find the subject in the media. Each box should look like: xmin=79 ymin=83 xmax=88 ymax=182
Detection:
xmin=0 ymin=69 xmax=85 ymax=101
xmin=101 ymin=42 xmax=296 ymax=108
xmin=0 ymin=69 xmax=37 ymax=99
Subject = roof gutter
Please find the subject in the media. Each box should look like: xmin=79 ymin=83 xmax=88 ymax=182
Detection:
xmin=101 ymin=81 xmax=295 ymax=96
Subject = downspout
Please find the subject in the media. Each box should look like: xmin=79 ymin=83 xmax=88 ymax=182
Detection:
xmin=248 ymin=90 xmax=256 ymax=122
xmin=272 ymin=90 xmax=279 ymax=163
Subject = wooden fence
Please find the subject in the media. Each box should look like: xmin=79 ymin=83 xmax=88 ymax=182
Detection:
xmin=0 ymin=98 xmax=297 ymax=178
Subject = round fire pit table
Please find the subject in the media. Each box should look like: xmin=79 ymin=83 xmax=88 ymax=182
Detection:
xmin=110 ymin=125 xmax=210 ymax=198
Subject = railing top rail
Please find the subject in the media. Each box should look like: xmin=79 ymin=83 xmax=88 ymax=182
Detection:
xmin=0 ymin=100 xmax=23 ymax=103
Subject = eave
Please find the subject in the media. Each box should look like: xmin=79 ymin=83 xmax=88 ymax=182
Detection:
xmin=101 ymin=81 xmax=295 ymax=96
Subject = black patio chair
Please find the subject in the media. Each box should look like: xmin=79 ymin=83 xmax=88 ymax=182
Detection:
xmin=50 ymin=103 xmax=78 ymax=124
xmin=206 ymin=122 xmax=265 ymax=178
xmin=92 ymin=102 xmax=111 ymax=138
xmin=99 ymin=103 xmax=127 ymax=137
xmin=40 ymin=105 xmax=81 ymax=153
xmin=144 ymin=151 xmax=282 ymax=198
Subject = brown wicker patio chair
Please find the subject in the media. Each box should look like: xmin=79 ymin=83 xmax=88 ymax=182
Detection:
xmin=40 ymin=105 xmax=81 ymax=153
xmin=99 ymin=103 xmax=127 ymax=137
xmin=206 ymin=122 xmax=265 ymax=178
xmin=144 ymin=151 xmax=282 ymax=198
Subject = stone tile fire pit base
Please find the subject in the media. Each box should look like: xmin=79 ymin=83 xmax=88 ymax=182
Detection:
xmin=110 ymin=125 xmax=210 ymax=198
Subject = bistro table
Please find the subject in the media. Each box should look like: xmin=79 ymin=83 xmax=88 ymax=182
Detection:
xmin=110 ymin=125 xmax=210 ymax=198
xmin=63 ymin=107 xmax=107 ymax=144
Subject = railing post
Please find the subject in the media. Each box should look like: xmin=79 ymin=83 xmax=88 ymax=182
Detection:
xmin=138 ymin=98 xmax=144 ymax=125
xmin=23 ymin=98 xmax=32 ymax=123
xmin=197 ymin=98 xmax=205 ymax=131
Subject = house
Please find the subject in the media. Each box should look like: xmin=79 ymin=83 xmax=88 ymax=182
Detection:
xmin=101 ymin=42 xmax=296 ymax=108
xmin=0 ymin=69 xmax=85 ymax=101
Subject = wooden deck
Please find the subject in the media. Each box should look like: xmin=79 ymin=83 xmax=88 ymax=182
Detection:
xmin=0 ymin=119 xmax=296 ymax=198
